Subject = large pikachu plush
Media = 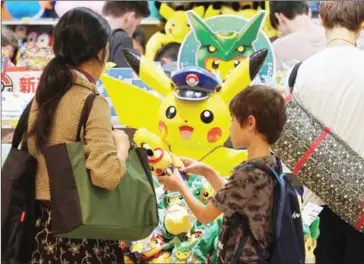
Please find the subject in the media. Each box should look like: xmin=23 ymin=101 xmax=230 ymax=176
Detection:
xmin=101 ymin=48 xmax=267 ymax=177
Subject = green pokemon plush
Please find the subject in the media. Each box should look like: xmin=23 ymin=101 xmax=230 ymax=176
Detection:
xmin=162 ymin=191 xmax=186 ymax=209
xmin=163 ymin=237 xmax=207 ymax=264
xmin=296 ymin=191 xmax=321 ymax=263
xmin=188 ymin=175 xmax=215 ymax=205
xmin=186 ymin=10 xmax=266 ymax=81
xmin=303 ymin=217 xmax=320 ymax=262
xmin=188 ymin=221 xmax=219 ymax=256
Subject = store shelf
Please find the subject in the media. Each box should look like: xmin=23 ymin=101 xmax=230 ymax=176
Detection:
xmin=2 ymin=18 xmax=160 ymax=26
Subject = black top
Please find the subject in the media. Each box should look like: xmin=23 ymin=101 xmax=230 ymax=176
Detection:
xmin=108 ymin=29 xmax=133 ymax=68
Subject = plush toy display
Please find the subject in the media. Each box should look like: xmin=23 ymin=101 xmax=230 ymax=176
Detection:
xmin=123 ymin=174 xmax=221 ymax=264
xmin=145 ymin=3 xmax=205 ymax=59
xmin=18 ymin=31 xmax=54 ymax=70
xmin=101 ymin=47 xmax=267 ymax=177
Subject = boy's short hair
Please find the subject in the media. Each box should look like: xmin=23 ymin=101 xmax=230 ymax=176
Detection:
xmin=102 ymin=1 xmax=150 ymax=18
xmin=270 ymin=1 xmax=309 ymax=29
xmin=229 ymin=85 xmax=286 ymax=145
xmin=155 ymin=42 xmax=181 ymax=62
xmin=319 ymin=1 xmax=364 ymax=32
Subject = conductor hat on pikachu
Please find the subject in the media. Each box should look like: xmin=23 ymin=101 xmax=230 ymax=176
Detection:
xmin=171 ymin=66 xmax=221 ymax=101
xmin=100 ymin=48 xmax=267 ymax=176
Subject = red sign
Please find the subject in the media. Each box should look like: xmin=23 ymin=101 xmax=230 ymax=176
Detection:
xmin=1 ymin=68 xmax=42 ymax=94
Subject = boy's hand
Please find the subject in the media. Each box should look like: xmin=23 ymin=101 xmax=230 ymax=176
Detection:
xmin=157 ymin=169 xmax=186 ymax=193
xmin=180 ymin=156 xmax=213 ymax=177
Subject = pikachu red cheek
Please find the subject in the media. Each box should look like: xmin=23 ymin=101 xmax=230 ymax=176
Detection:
xmin=207 ymin=127 xmax=222 ymax=143
xmin=159 ymin=121 xmax=168 ymax=139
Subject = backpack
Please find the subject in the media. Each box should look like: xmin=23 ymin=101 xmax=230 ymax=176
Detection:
xmin=222 ymin=158 xmax=305 ymax=264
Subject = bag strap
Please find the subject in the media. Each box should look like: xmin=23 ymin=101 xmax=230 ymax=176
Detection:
xmin=288 ymin=61 xmax=303 ymax=92
xmin=12 ymin=98 xmax=34 ymax=151
xmin=76 ymin=94 xmax=97 ymax=142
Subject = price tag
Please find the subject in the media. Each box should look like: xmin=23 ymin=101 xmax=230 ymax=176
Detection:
xmin=302 ymin=202 xmax=323 ymax=226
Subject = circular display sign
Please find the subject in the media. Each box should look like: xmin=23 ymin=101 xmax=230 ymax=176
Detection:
xmin=178 ymin=12 xmax=276 ymax=83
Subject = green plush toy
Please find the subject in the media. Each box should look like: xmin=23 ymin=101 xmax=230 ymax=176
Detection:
xmin=303 ymin=217 xmax=320 ymax=261
xmin=162 ymin=191 xmax=186 ymax=209
xmin=163 ymin=237 xmax=207 ymax=264
xmin=188 ymin=176 xmax=215 ymax=205
xmin=186 ymin=10 xmax=266 ymax=81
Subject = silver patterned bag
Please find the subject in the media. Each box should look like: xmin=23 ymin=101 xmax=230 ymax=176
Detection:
xmin=272 ymin=95 xmax=364 ymax=232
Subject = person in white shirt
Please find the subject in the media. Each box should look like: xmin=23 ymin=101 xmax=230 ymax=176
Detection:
xmin=270 ymin=1 xmax=326 ymax=71
xmin=292 ymin=2 xmax=364 ymax=264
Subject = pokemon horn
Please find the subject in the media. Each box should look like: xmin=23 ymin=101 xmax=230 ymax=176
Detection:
xmin=220 ymin=48 xmax=267 ymax=103
xmin=272 ymin=96 xmax=364 ymax=232
xmin=123 ymin=49 xmax=173 ymax=96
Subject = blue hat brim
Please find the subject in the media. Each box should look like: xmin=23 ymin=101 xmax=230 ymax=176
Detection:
xmin=174 ymin=88 xmax=211 ymax=101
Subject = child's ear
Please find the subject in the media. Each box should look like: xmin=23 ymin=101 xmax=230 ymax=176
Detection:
xmin=248 ymin=115 xmax=257 ymax=131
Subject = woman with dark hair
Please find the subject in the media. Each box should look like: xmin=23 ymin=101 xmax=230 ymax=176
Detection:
xmin=27 ymin=7 xmax=130 ymax=263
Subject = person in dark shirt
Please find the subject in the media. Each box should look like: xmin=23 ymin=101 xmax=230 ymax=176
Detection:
xmin=102 ymin=1 xmax=150 ymax=67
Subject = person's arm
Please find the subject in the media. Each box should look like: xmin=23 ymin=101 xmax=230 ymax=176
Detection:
xmin=84 ymin=96 xmax=127 ymax=189
xmin=179 ymin=183 xmax=222 ymax=225
xmin=109 ymin=33 xmax=133 ymax=68
xmin=204 ymin=167 xmax=228 ymax=192
xmin=180 ymin=156 xmax=228 ymax=192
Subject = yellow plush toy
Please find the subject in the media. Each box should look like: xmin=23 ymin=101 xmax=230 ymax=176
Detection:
xmin=164 ymin=203 xmax=195 ymax=236
xmin=221 ymin=1 xmax=279 ymax=39
xmin=101 ymin=47 xmax=267 ymax=177
xmin=146 ymin=3 xmax=204 ymax=59
xmin=142 ymin=143 xmax=187 ymax=179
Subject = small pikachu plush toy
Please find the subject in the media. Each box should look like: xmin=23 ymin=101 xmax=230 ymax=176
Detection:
xmin=142 ymin=144 xmax=188 ymax=180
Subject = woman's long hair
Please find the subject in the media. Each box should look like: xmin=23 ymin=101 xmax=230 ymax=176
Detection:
xmin=26 ymin=7 xmax=111 ymax=152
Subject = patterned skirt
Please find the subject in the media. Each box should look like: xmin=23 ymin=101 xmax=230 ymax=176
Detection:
xmin=30 ymin=201 xmax=124 ymax=264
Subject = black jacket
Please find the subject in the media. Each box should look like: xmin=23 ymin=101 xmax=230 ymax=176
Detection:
xmin=108 ymin=29 xmax=133 ymax=68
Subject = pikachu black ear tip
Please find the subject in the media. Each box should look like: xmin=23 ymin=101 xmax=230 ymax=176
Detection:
xmin=123 ymin=48 xmax=141 ymax=75
xmin=249 ymin=49 xmax=268 ymax=80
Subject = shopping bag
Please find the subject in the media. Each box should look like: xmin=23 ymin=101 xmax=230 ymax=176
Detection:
xmin=1 ymin=99 xmax=37 ymax=263
xmin=272 ymin=96 xmax=364 ymax=232
xmin=44 ymin=94 xmax=158 ymax=241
